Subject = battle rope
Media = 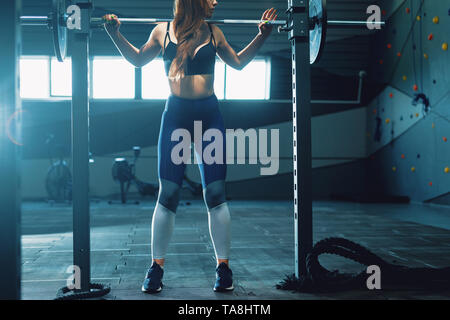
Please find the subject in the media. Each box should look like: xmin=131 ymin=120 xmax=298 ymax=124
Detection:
xmin=54 ymin=283 xmax=111 ymax=300
xmin=276 ymin=237 xmax=450 ymax=293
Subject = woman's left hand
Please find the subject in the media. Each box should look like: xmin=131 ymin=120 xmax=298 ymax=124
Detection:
xmin=258 ymin=8 xmax=278 ymax=38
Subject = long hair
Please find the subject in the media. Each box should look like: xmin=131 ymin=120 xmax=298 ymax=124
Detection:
xmin=169 ymin=0 xmax=210 ymax=80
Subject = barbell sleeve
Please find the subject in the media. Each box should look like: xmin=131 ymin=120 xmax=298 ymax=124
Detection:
xmin=328 ymin=20 xmax=385 ymax=27
xmin=20 ymin=16 xmax=50 ymax=26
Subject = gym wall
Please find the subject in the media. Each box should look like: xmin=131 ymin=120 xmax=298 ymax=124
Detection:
xmin=364 ymin=0 xmax=449 ymax=204
xmin=18 ymin=0 xmax=447 ymax=203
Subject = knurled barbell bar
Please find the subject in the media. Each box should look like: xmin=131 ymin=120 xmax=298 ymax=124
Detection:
xmin=20 ymin=0 xmax=385 ymax=63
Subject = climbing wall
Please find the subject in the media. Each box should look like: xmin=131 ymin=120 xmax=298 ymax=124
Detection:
xmin=366 ymin=0 xmax=449 ymax=203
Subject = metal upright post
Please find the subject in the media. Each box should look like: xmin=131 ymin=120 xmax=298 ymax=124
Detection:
xmin=289 ymin=0 xmax=313 ymax=278
xmin=0 ymin=0 xmax=22 ymax=300
xmin=71 ymin=0 xmax=92 ymax=292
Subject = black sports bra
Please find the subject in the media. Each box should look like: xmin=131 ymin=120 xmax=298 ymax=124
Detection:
xmin=163 ymin=22 xmax=217 ymax=76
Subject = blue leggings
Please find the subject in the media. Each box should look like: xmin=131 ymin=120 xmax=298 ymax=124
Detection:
xmin=152 ymin=94 xmax=231 ymax=261
xmin=158 ymin=94 xmax=227 ymax=190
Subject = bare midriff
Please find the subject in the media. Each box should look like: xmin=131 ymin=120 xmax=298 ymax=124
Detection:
xmin=168 ymin=73 xmax=215 ymax=99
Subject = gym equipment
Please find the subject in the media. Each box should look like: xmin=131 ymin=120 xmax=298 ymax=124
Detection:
xmin=51 ymin=0 xmax=68 ymax=62
xmin=19 ymin=0 xmax=385 ymax=64
xmin=277 ymin=237 xmax=450 ymax=292
xmin=44 ymin=134 xmax=72 ymax=203
xmin=109 ymin=147 xmax=203 ymax=205
xmin=182 ymin=174 xmax=203 ymax=197
xmin=110 ymin=146 xmax=159 ymax=205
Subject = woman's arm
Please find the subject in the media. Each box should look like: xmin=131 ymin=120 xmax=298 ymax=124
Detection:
xmin=103 ymin=15 xmax=163 ymax=68
xmin=213 ymin=8 xmax=277 ymax=70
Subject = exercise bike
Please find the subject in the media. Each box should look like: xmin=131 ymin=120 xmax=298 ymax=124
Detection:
xmin=109 ymin=146 xmax=203 ymax=205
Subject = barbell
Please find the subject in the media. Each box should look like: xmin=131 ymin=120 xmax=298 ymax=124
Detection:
xmin=20 ymin=0 xmax=385 ymax=63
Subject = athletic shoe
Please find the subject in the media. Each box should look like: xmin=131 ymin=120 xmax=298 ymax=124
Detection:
xmin=214 ymin=262 xmax=234 ymax=292
xmin=141 ymin=262 xmax=164 ymax=293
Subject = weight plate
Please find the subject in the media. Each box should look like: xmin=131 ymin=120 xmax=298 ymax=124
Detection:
xmin=52 ymin=0 xmax=68 ymax=62
xmin=309 ymin=0 xmax=327 ymax=64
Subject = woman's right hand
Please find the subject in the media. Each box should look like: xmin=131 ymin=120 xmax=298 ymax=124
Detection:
xmin=103 ymin=14 xmax=121 ymax=34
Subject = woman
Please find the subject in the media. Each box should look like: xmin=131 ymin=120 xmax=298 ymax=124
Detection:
xmin=104 ymin=0 xmax=277 ymax=293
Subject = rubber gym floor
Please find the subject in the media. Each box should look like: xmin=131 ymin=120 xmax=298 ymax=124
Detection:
xmin=21 ymin=199 xmax=450 ymax=300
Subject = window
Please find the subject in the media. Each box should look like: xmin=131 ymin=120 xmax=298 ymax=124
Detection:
xmin=92 ymin=57 xmax=135 ymax=99
xmin=214 ymin=60 xmax=225 ymax=100
xmin=141 ymin=59 xmax=170 ymax=99
xmin=225 ymin=58 xmax=270 ymax=100
xmin=51 ymin=58 xmax=72 ymax=97
xmin=20 ymin=57 xmax=49 ymax=99
xmin=141 ymin=58 xmax=268 ymax=100
xmin=19 ymin=56 xmax=271 ymax=100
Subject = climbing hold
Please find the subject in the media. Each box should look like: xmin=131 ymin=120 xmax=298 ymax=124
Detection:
xmin=417 ymin=15 xmax=421 ymax=21
xmin=416 ymin=113 xmax=419 ymax=117
xmin=402 ymin=75 xmax=407 ymax=81
xmin=429 ymin=182 xmax=433 ymax=187
xmin=444 ymin=137 xmax=448 ymax=142
xmin=392 ymin=166 xmax=397 ymax=172
xmin=443 ymin=43 xmax=448 ymax=51
xmin=428 ymin=33 xmax=433 ymax=40
xmin=397 ymin=52 xmax=402 ymax=57
xmin=373 ymin=109 xmax=377 ymax=115
xmin=411 ymin=167 xmax=416 ymax=172
xmin=387 ymin=43 xmax=392 ymax=49
xmin=400 ymin=116 xmax=404 ymax=121
xmin=445 ymin=167 xmax=449 ymax=174
xmin=406 ymin=8 xmax=411 ymax=14
xmin=389 ymin=93 xmax=394 ymax=98
xmin=424 ymin=53 xmax=429 ymax=59
xmin=417 ymin=154 xmax=421 ymax=159
xmin=413 ymin=84 xmax=419 ymax=91
xmin=382 ymin=10 xmax=387 ymax=16
xmin=379 ymin=59 xmax=384 ymax=65
xmin=433 ymin=80 xmax=437 ymax=84
xmin=401 ymin=154 xmax=405 ymax=159
xmin=386 ymin=118 xmax=391 ymax=124
xmin=433 ymin=16 xmax=439 ymax=24
xmin=432 ymin=123 xmax=435 ymax=128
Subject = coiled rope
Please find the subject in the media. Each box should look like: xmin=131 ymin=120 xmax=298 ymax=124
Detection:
xmin=276 ymin=237 xmax=450 ymax=293
xmin=54 ymin=283 xmax=111 ymax=300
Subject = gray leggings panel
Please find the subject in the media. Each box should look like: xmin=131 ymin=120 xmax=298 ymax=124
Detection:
xmin=203 ymin=180 xmax=226 ymax=210
xmin=151 ymin=203 xmax=176 ymax=260
xmin=208 ymin=202 xmax=231 ymax=260
xmin=157 ymin=178 xmax=181 ymax=213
